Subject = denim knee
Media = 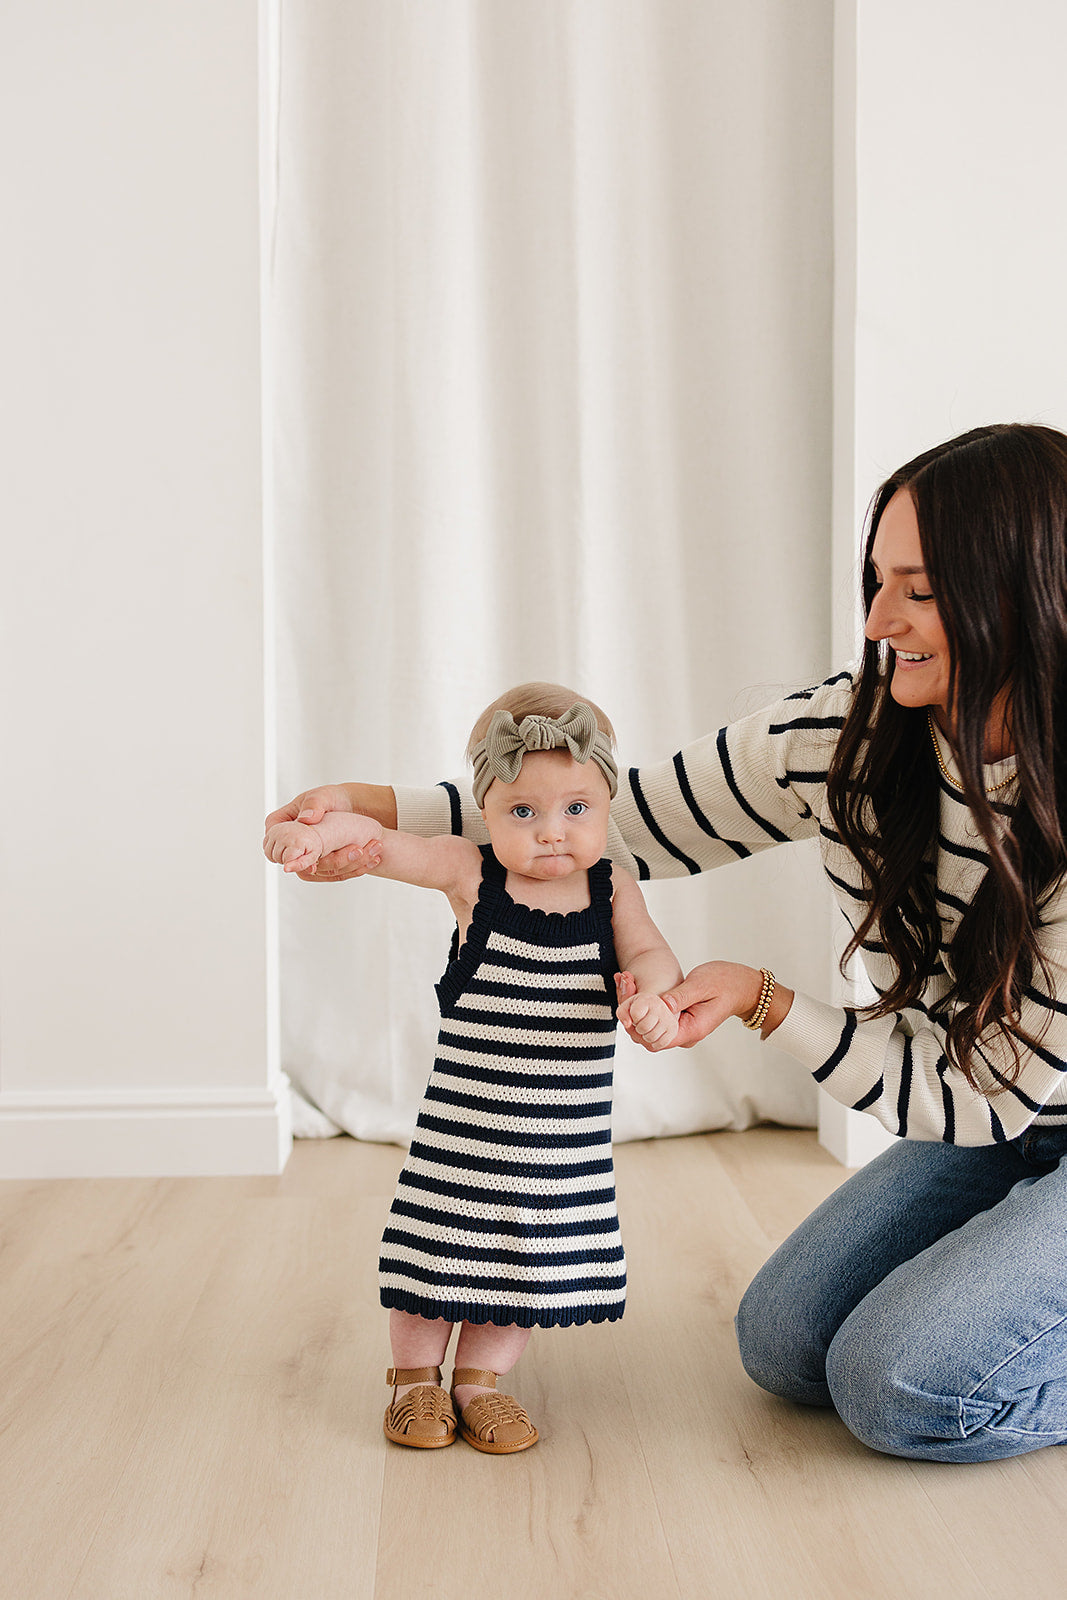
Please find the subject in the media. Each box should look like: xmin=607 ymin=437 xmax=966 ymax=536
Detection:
xmin=825 ymin=1312 xmax=1067 ymax=1463
xmin=823 ymin=1323 xmax=915 ymax=1454
xmin=735 ymin=1272 xmax=833 ymax=1408
xmin=824 ymin=1317 xmax=994 ymax=1461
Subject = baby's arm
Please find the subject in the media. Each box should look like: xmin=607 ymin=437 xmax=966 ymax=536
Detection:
xmin=264 ymin=783 xmax=398 ymax=880
xmin=264 ymin=810 xmax=385 ymax=875
xmin=610 ymin=868 xmax=684 ymax=1048
xmin=265 ymin=810 xmax=482 ymax=910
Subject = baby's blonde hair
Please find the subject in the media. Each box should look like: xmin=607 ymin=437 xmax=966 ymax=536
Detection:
xmin=466 ymin=682 xmax=616 ymax=765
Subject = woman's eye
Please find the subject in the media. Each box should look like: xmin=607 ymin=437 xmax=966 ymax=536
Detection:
xmin=566 ymin=802 xmax=588 ymax=816
xmin=907 ymin=591 xmax=935 ymax=603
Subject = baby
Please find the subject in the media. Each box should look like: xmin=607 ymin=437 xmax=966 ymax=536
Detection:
xmin=264 ymin=683 xmax=681 ymax=1453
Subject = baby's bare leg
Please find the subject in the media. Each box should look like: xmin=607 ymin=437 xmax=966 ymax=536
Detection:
xmin=452 ymin=1321 xmax=532 ymax=1408
xmin=389 ymin=1308 xmax=454 ymax=1399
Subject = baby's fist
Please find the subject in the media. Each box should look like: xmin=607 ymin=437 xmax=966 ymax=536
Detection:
xmin=618 ymin=990 xmax=680 ymax=1050
xmin=264 ymin=820 xmax=323 ymax=874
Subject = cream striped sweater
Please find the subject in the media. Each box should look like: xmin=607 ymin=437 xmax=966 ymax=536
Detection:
xmin=396 ymin=673 xmax=1067 ymax=1146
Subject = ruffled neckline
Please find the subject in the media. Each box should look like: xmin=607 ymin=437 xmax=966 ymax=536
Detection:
xmin=484 ymin=847 xmax=613 ymax=935
xmin=435 ymin=845 xmax=616 ymax=1015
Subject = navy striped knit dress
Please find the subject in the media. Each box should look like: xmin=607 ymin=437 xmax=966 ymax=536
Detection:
xmin=378 ymin=845 xmax=626 ymax=1327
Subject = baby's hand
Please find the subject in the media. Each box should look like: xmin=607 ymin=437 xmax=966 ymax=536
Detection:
xmin=615 ymin=975 xmax=680 ymax=1049
xmin=330 ymin=813 xmax=385 ymax=856
xmin=264 ymin=820 xmax=325 ymax=874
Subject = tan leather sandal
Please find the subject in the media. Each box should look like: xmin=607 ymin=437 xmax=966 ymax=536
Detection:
xmin=383 ymin=1366 xmax=457 ymax=1448
xmin=451 ymin=1366 xmax=539 ymax=1454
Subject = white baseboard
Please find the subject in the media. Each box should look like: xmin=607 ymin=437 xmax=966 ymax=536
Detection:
xmin=0 ymin=1077 xmax=294 ymax=1178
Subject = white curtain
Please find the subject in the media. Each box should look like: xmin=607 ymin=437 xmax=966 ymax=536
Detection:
xmin=269 ymin=0 xmax=836 ymax=1142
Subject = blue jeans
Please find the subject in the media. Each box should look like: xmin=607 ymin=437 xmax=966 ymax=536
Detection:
xmin=735 ymin=1130 xmax=1067 ymax=1461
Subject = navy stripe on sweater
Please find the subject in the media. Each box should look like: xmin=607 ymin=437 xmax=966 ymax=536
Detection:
xmin=439 ymin=780 xmax=463 ymax=836
xmin=895 ymin=1031 xmax=913 ymax=1137
xmin=812 ymin=1011 xmax=858 ymax=1082
xmin=716 ymin=728 xmax=791 ymax=843
xmin=628 ymin=766 xmax=701 ymax=874
xmin=672 ymin=751 xmax=752 ymax=861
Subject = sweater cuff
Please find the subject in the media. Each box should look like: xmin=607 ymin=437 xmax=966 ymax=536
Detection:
xmin=394 ymin=783 xmax=459 ymax=838
xmin=394 ymin=780 xmax=490 ymax=844
xmin=768 ymin=989 xmax=854 ymax=1075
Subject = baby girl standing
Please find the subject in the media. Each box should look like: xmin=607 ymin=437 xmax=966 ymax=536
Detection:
xmin=264 ymin=684 xmax=682 ymax=1453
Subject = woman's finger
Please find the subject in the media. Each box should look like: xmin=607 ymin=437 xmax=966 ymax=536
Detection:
xmin=673 ymin=999 xmax=730 ymax=1048
xmin=264 ymin=802 xmax=299 ymax=831
xmin=659 ymin=969 xmax=716 ymax=1016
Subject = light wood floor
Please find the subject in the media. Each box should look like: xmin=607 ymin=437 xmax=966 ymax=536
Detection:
xmin=2 ymin=1129 xmax=1065 ymax=1600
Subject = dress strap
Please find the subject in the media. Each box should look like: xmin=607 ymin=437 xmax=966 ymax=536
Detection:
xmin=588 ymin=857 xmax=618 ymax=966
xmin=588 ymin=856 xmax=614 ymax=905
xmin=478 ymin=841 xmax=506 ymax=888
xmin=436 ymin=845 xmax=505 ymax=1015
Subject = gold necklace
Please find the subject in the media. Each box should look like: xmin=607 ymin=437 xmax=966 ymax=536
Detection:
xmin=927 ymin=710 xmax=1017 ymax=796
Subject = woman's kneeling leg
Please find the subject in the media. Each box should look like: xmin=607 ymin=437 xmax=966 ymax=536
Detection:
xmin=735 ymin=1138 xmax=1028 ymax=1411
xmin=824 ymin=1153 xmax=1067 ymax=1462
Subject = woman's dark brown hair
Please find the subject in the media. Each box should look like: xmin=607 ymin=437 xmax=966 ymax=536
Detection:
xmin=827 ymin=423 xmax=1067 ymax=1087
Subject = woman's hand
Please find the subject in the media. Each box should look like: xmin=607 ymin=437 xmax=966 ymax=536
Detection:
xmin=617 ymin=962 xmax=784 ymax=1051
xmin=263 ymin=783 xmax=396 ymax=882
xmin=664 ymin=963 xmax=764 ymax=1047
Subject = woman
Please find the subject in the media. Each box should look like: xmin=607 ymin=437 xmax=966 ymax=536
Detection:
xmin=270 ymin=422 xmax=1067 ymax=1462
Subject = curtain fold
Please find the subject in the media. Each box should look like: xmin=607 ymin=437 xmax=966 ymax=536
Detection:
xmin=270 ymin=0 xmax=835 ymax=1141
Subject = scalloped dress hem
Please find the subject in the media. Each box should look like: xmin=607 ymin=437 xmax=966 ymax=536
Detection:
xmin=380 ymin=1288 xmax=626 ymax=1328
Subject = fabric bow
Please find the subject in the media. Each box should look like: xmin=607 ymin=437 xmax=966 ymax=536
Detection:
xmin=471 ymin=702 xmax=618 ymax=804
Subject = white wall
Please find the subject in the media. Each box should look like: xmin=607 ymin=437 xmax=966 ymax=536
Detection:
xmin=0 ymin=1 xmax=286 ymax=1176
xmin=4 ymin=1 xmax=1063 ymax=1176
xmin=823 ymin=0 xmax=1067 ymax=1166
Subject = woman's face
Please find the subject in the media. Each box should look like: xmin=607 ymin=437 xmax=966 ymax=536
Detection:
xmin=865 ymin=489 xmax=953 ymax=718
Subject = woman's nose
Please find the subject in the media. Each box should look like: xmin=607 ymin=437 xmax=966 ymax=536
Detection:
xmin=865 ymin=586 xmax=897 ymax=641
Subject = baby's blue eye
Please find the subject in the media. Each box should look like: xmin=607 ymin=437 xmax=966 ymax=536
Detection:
xmin=566 ymin=802 xmax=588 ymax=816
xmin=512 ymin=805 xmax=534 ymax=820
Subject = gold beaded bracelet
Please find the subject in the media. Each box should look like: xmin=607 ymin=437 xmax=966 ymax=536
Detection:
xmin=742 ymin=967 xmax=776 ymax=1031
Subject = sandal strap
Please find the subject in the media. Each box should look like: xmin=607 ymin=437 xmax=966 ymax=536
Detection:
xmin=386 ymin=1365 xmax=442 ymax=1387
xmin=451 ymin=1367 xmax=499 ymax=1389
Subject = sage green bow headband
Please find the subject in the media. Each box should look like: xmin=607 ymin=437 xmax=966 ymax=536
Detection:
xmin=471 ymin=702 xmax=619 ymax=806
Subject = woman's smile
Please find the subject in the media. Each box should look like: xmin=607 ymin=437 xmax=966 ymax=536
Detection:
xmin=865 ymin=490 xmax=952 ymax=716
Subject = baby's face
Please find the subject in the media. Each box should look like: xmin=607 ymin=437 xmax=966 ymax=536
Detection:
xmin=480 ymin=750 xmax=611 ymax=882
